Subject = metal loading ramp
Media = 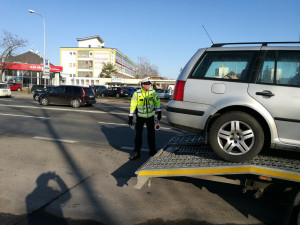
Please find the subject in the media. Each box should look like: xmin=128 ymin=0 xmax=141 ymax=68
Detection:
xmin=134 ymin=135 xmax=300 ymax=189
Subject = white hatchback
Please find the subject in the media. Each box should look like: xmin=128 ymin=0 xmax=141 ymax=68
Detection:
xmin=0 ymin=83 xmax=12 ymax=97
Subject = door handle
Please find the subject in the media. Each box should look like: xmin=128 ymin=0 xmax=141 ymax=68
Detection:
xmin=255 ymin=90 xmax=274 ymax=97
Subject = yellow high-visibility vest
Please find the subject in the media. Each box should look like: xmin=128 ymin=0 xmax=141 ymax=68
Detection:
xmin=129 ymin=88 xmax=161 ymax=118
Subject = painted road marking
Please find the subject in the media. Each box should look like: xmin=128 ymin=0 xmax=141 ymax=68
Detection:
xmin=0 ymin=113 xmax=50 ymax=119
xmin=0 ymin=104 xmax=128 ymax=115
xmin=98 ymin=121 xmax=171 ymax=129
xmin=33 ymin=136 xmax=77 ymax=143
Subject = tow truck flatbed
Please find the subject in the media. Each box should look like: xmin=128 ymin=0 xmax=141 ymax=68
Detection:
xmin=135 ymin=135 xmax=300 ymax=189
xmin=135 ymin=135 xmax=300 ymax=224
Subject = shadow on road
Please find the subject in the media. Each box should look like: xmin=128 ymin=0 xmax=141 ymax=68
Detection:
xmin=100 ymin=124 xmax=177 ymax=187
xmin=25 ymin=172 xmax=70 ymax=225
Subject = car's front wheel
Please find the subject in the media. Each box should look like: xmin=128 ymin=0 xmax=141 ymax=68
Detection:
xmin=34 ymin=95 xmax=39 ymax=101
xmin=40 ymin=98 xmax=49 ymax=106
xmin=101 ymin=93 xmax=105 ymax=97
xmin=209 ymin=111 xmax=264 ymax=163
xmin=116 ymin=93 xmax=120 ymax=97
xmin=71 ymin=99 xmax=80 ymax=108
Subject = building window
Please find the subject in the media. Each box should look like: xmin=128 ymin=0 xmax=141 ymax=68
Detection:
xmin=78 ymin=50 xmax=89 ymax=58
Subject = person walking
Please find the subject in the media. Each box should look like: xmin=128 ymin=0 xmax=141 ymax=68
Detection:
xmin=128 ymin=79 xmax=161 ymax=160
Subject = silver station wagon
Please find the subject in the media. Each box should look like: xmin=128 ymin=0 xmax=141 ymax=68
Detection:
xmin=167 ymin=42 xmax=300 ymax=162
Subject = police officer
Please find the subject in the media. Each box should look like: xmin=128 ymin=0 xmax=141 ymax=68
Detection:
xmin=128 ymin=79 xmax=161 ymax=160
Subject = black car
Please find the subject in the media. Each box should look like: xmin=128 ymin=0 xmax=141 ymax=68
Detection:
xmin=38 ymin=85 xmax=96 ymax=108
xmin=95 ymin=85 xmax=108 ymax=97
xmin=31 ymin=84 xmax=45 ymax=93
xmin=33 ymin=86 xmax=55 ymax=101
xmin=101 ymin=87 xmax=130 ymax=97
xmin=124 ymin=87 xmax=137 ymax=96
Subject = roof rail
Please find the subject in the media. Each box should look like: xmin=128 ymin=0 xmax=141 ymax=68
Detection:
xmin=211 ymin=42 xmax=300 ymax=47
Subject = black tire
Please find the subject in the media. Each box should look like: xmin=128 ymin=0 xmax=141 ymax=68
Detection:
xmin=34 ymin=95 xmax=39 ymax=101
xmin=71 ymin=99 xmax=80 ymax=108
xmin=41 ymin=98 xmax=49 ymax=106
xmin=209 ymin=111 xmax=264 ymax=162
xmin=17 ymin=88 xmax=21 ymax=91
xmin=116 ymin=93 xmax=120 ymax=98
xmin=101 ymin=93 xmax=105 ymax=97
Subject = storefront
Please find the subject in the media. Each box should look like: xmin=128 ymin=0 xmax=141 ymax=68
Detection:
xmin=3 ymin=63 xmax=63 ymax=87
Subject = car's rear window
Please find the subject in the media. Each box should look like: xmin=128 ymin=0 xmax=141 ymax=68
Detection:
xmin=84 ymin=88 xmax=94 ymax=95
xmin=0 ymin=84 xmax=9 ymax=89
xmin=191 ymin=51 xmax=254 ymax=81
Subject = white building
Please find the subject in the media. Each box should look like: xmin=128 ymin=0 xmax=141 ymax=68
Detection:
xmin=60 ymin=35 xmax=137 ymax=86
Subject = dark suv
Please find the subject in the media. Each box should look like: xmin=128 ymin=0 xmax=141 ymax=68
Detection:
xmin=33 ymin=86 xmax=55 ymax=101
xmin=101 ymin=87 xmax=130 ymax=97
xmin=95 ymin=85 xmax=108 ymax=97
xmin=39 ymin=85 xmax=96 ymax=108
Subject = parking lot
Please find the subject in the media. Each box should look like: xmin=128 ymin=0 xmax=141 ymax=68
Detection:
xmin=0 ymin=92 xmax=287 ymax=225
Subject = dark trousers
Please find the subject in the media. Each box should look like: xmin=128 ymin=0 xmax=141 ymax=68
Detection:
xmin=134 ymin=116 xmax=156 ymax=154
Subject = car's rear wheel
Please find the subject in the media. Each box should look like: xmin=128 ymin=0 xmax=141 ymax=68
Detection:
xmin=116 ymin=93 xmax=120 ymax=97
xmin=17 ymin=88 xmax=21 ymax=91
xmin=41 ymin=98 xmax=49 ymax=106
xmin=71 ymin=99 xmax=80 ymax=108
xmin=209 ymin=111 xmax=264 ymax=162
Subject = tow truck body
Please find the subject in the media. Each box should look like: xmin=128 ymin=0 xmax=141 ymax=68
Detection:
xmin=135 ymin=135 xmax=300 ymax=225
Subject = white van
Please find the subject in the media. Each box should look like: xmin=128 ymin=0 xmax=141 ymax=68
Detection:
xmin=0 ymin=83 xmax=12 ymax=97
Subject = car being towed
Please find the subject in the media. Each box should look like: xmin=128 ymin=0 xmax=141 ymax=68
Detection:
xmin=38 ymin=85 xmax=96 ymax=108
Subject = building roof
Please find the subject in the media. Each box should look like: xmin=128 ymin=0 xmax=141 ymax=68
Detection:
xmin=76 ymin=35 xmax=104 ymax=44
xmin=8 ymin=51 xmax=44 ymax=65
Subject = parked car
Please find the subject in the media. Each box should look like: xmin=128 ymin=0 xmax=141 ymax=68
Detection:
xmin=0 ymin=83 xmax=11 ymax=97
xmin=33 ymin=86 xmax=55 ymax=101
xmin=9 ymin=83 xmax=22 ymax=91
xmin=91 ymin=85 xmax=102 ymax=93
xmin=39 ymin=85 xmax=96 ymax=108
xmin=156 ymin=89 xmax=171 ymax=99
xmin=124 ymin=87 xmax=137 ymax=96
xmin=101 ymin=87 xmax=130 ymax=97
xmin=31 ymin=84 xmax=45 ymax=93
xmin=95 ymin=85 xmax=108 ymax=97
xmin=167 ymin=41 xmax=300 ymax=163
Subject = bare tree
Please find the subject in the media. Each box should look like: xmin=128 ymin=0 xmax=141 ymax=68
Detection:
xmin=136 ymin=56 xmax=159 ymax=78
xmin=0 ymin=30 xmax=27 ymax=81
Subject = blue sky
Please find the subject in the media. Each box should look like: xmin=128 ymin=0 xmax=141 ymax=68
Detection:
xmin=1 ymin=0 xmax=299 ymax=79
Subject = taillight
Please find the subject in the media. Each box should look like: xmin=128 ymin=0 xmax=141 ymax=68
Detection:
xmin=172 ymin=80 xmax=186 ymax=101
xmin=82 ymin=88 xmax=86 ymax=97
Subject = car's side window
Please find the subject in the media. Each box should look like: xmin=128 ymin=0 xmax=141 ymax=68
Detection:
xmin=53 ymin=86 xmax=64 ymax=94
xmin=279 ymin=52 xmax=300 ymax=86
xmin=257 ymin=51 xmax=300 ymax=87
xmin=257 ymin=51 xmax=275 ymax=84
xmin=64 ymin=86 xmax=72 ymax=94
xmin=191 ymin=52 xmax=254 ymax=81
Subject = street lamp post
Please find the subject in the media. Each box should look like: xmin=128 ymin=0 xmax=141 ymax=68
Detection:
xmin=29 ymin=9 xmax=47 ymax=87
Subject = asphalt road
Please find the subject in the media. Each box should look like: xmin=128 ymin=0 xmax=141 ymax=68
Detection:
xmin=0 ymin=92 xmax=290 ymax=225
xmin=0 ymin=94 xmax=186 ymax=150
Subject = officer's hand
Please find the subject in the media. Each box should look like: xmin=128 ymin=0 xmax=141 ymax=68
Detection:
xmin=128 ymin=116 xmax=133 ymax=126
xmin=157 ymin=111 xmax=161 ymax=121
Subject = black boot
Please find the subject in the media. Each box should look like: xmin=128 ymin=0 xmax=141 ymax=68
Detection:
xmin=149 ymin=150 xmax=157 ymax=156
xmin=129 ymin=152 xmax=140 ymax=160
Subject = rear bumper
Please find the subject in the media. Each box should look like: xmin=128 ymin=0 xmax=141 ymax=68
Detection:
xmin=166 ymin=100 xmax=215 ymax=134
